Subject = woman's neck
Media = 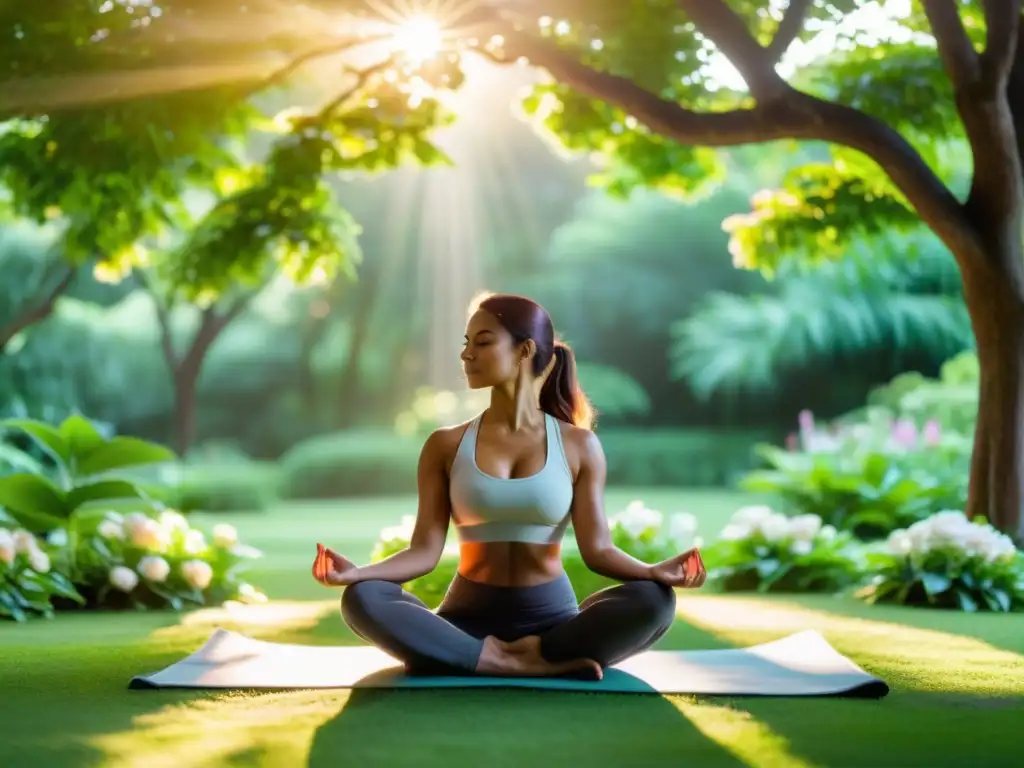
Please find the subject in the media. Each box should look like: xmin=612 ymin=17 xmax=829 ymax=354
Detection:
xmin=487 ymin=383 xmax=544 ymax=432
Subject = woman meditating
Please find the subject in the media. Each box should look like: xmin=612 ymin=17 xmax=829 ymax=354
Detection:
xmin=312 ymin=293 xmax=706 ymax=680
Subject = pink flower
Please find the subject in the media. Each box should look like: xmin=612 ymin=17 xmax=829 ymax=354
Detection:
xmin=892 ymin=418 xmax=918 ymax=448
xmin=786 ymin=432 xmax=799 ymax=452
xmin=922 ymin=419 xmax=942 ymax=446
xmin=798 ymin=410 xmax=815 ymax=433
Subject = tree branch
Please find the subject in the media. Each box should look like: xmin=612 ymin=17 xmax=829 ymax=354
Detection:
xmin=922 ymin=2 xmax=981 ymax=90
xmin=315 ymin=56 xmax=398 ymax=119
xmin=493 ymin=26 xmax=985 ymax=268
xmin=675 ymin=0 xmax=790 ymax=101
xmin=979 ymin=0 xmax=1022 ymax=89
xmin=0 ymin=266 xmax=76 ymax=351
xmin=765 ymin=0 xmax=812 ymax=64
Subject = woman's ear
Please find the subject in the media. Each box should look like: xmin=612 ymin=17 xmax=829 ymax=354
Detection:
xmin=521 ymin=339 xmax=537 ymax=362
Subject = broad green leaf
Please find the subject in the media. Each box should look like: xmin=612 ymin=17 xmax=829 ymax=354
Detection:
xmin=58 ymin=414 xmax=106 ymax=461
xmin=0 ymin=419 xmax=71 ymax=466
xmin=0 ymin=473 xmax=68 ymax=528
xmin=75 ymin=437 xmax=177 ymax=477
xmin=65 ymin=480 xmax=147 ymax=514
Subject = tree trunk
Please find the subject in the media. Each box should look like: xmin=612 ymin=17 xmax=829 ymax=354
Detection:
xmin=172 ymin=363 xmax=200 ymax=457
xmin=961 ymin=248 xmax=1024 ymax=541
xmin=335 ymin=260 xmax=384 ymax=429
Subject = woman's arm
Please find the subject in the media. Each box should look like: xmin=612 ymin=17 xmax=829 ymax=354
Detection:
xmin=345 ymin=428 xmax=453 ymax=584
xmin=569 ymin=430 xmax=656 ymax=582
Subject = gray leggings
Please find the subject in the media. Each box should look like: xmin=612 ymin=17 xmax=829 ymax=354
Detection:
xmin=341 ymin=572 xmax=676 ymax=674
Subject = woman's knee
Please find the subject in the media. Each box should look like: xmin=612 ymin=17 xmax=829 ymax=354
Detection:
xmin=340 ymin=579 xmax=393 ymax=623
xmin=622 ymin=579 xmax=677 ymax=628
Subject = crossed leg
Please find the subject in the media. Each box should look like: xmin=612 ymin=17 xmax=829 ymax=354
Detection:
xmin=341 ymin=578 xmax=677 ymax=676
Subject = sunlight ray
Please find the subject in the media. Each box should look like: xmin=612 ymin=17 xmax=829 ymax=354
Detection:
xmin=90 ymin=690 xmax=346 ymax=768
xmin=671 ymin=698 xmax=824 ymax=768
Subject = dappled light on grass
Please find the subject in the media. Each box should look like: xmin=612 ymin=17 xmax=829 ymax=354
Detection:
xmin=675 ymin=595 xmax=1024 ymax=696
xmin=670 ymin=698 xmax=823 ymax=768
xmin=147 ymin=599 xmax=340 ymax=646
xmin=90 ymin=690 xmax=346 ymax=768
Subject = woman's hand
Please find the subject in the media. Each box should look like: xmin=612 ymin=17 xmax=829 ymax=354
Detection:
xmin=649 ymin=548 xmax=706 ymax=589
xmin=312 ymin=542 xmax=359 ymax=587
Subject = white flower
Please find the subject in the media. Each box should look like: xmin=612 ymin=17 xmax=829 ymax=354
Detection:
xmin=758 ymin=512 xmax=791 ymax=542
xmin=184 ymin=529 xmax=207 ymax=555
xmin=719 ymin=523 xmax=751 ymax=541
xmin=159 ymin=510 xmax=189 ymax=532
xmin=12 ymin=529 xmax=37 ymax=554
xmin=109 ymin=565 xmax=139 ymax=592
xmin=614 ymin=500 xmax=663 ymax=539
xmin=180 ymin=559 xmax=214 ymax=590
xmin=98 ymin=519 xmax=125 ymax=541
xmin=125 ymin=514 xmax=170 ymax=552
xmin=886 ymin=530 xmax=913 ymax=556
xmin=928 ymin=510 xmax=973 ymax=547
xmin=667 ymin=512 xmax=698 ymax=544
xmin=138 ymin=555 xmax=170 ymax=583
xmin=212 ymin=523 xmax=238 ymax=548
xmin=731 ymin=505 xmax=773 ymax=526
xmin=790 ymin=539 xmax=813 ymax=556
xmin=28 ymin=549 xmax=50 ymax=574
xmin=0 ymin=529 xmax=14 ymax=566
xmin=380 ymin=515 xmax=417 ymax=543
xmin=787 ymin=514 xmax=823 ymax=542
xmin=819 ymin=524 xmax=837 ymax=541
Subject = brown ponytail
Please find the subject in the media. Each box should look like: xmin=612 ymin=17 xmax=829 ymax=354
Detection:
xmin=539 ymin=341 xmax=594 ymax=430
xmin=474 ymin=293 xmax=595 ymax=430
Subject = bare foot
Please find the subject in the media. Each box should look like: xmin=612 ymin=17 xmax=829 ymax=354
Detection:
xmin=475 ymin=636 xmax=603 ymax=680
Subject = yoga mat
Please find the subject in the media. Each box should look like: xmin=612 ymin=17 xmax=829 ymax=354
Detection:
xmin=129 ymin=629 xmax=888 ymax=698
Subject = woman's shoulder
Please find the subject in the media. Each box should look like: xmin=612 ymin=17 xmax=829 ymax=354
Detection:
xmin=553 ymin=419 xmax=604 ymax=469
xmin=421 ymin=419 xmax=476 ymax=462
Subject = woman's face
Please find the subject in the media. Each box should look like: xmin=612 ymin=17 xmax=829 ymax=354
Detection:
xmin=461 ymin=310 xmax=526 ymax=389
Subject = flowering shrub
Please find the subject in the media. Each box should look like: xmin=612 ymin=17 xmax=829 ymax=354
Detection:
xmin=368 ymin=500 xmax=701 ymax=608
xmin=0 ymin=414 xmax=269 ymax=619
xmin=69 ymin=509 xmax=266 ymax=612
xmin=740 ymin=408 xmax=967 ymax=540
xmin=702 ymin=505 xmax=862 ymax=593
xmin=856 ymin=511 xmax=1024 ymax=612
xmin=0 ymin=521 xmax=83 ymax=620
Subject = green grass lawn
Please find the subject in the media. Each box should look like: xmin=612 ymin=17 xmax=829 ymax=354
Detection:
xmin=2 ymin=488 xmax=1023 ymax=768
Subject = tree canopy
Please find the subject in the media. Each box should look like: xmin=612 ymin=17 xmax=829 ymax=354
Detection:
xmin=4 ymin=0 xmax=1024 ymax=533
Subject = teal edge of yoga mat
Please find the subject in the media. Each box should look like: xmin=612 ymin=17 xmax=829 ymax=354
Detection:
xmin=126 ymin=629 xmax=890 ymax=699
xmin=129 ymin=669 xmax=889 ymax=698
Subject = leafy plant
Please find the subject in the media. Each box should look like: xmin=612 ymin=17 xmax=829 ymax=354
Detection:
xmin=740 ymin=409 xmax=967 ymax=539
xmin=68 ymin=509 xmax=265 ymax=612
xmin=702 ymin=505 xmax=862 ymax=594
xmin=0 ymin=414 xmax=177 ymax=534
xmin=856 ymin=511 xmax=1023 ymax=613
xmin=0 ymin=525 xmax=84 ymax=621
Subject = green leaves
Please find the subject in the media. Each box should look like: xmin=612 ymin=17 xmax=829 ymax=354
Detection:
xmin=0 ymin=415 xmax=176 ymax=531
xmin=522 ymin=83 xmax=727 ymax=200
xmin=0 ymin=474 xmax=66 ymax=531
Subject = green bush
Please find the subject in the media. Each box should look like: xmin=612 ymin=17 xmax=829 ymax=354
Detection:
xmin=279 ymin=430 xmax=422 ymax=499
xmin=702 ymin=505 xmax=863 ymax=594
xmin=741 ymin=408 xmax=968 ymax=540
xmin=167 ymin=462 xmax=279 ymax=513
xmin=598 ymin=429 xmax=768 ymax=487
xmin=856 ymin=511 xmax=1023 ymax=612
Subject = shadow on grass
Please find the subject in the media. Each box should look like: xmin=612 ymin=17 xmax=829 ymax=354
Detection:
xmin=305 ymin=614 xmax=817 ymax=768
